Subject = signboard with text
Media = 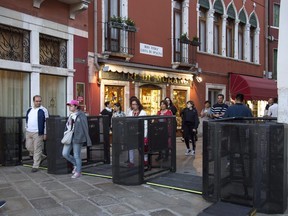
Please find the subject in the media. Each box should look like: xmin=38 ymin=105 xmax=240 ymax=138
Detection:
xmin=140 ymin=43 xmax=163 ymax=57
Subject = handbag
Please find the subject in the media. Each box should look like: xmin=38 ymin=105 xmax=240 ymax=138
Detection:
xmin=61 ymin=129 xmax=74 ymax=144
xmin=61 ymin=115 xmax=77 ymax=144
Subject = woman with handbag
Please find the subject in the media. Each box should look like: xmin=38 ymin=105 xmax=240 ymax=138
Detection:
xmin=62 ymin=100 xmax=92 ymax=178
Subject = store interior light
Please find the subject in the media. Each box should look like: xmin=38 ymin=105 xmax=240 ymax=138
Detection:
xmin=102 ymin=65 xmax=109 ymax=72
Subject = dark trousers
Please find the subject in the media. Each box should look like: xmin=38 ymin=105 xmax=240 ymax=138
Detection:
xmin=183 ymin=124 xmax=196 ymax=150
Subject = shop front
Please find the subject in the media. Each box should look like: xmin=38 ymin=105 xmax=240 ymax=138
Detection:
xmin=99 ymin=64 xmax=193 ymax=125
xmin=229 ymin=73 xmax=277 ymax=117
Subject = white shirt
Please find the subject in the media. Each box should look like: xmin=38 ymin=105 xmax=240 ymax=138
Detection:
xmin=268 ymin=103 xmax=278 ymax=117
xmin=27 ymin=107 xmax=40 ymax=132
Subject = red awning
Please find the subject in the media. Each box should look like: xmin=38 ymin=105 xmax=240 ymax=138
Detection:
xmin=229 ymin=74 xmax=277 ymax=100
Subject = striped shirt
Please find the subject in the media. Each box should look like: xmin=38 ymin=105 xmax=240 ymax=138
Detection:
xmin=211 ymin=103 xmax=228 ymax=119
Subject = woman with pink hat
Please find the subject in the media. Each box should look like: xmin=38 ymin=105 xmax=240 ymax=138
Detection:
xmin=62 ymin=100 xmax=92 ymax=178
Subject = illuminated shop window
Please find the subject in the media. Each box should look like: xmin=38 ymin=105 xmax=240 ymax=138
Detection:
xmin=173 ymin=89 xmax=187 ymax=128
xmin=104 ymin=85 xmax=124 ymax=109
xmin=140 ymin=85 xmax=162 ymax=116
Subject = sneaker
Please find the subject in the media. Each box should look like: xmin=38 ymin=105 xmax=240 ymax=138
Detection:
xmin=71 ymin=172 xmax=81 ymax=179
xmin=72 ymin=166 xmax=77 ymax=174
xmin=185 ymin=149 xmax=191 ymax=156
xmin=181 ymin=138 xmax=185 ymax=142
xmin=0 ymin=200 xmax=6 ymax=208
xmin=191 ymin=150 xmax=195 ymax=156
xmin=31 ymin=168 xmax=39 ymax=173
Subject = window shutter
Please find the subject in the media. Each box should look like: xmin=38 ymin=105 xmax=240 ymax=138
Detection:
xmin=227 ymin=5 xmax=235 ymax=19
xmin=239 ymin=10 xmax=247 ymax=24
xmin=249 ymin=13 xmax=257 ymax=28
xmin=199 ymin=0 xmax=210 ymax=10
xmin=213 ymin=0 xmax=224 ymax=14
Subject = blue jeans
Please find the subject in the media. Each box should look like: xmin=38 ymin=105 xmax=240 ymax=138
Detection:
xmin=62 ymin=142 xmax=83 ymax=173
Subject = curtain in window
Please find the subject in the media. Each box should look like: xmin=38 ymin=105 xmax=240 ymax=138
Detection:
xmin=250 ymin=29 xmax=255 ymax=62
xmin=213 ymin=24 xmax=219 ymax=54
xmin=0 ymin=70 xmax=29 ymax=117
xmin=40 ymin=74 xmax=66 ymax=117
xmin=238 ymin=25 xmax=244 ymax=60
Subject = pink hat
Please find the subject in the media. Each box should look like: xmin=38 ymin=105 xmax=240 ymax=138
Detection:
xmin=66 ymin=100 xmax=80 ymax=106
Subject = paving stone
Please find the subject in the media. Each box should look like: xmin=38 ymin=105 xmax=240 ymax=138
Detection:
xmin=64 ymin=199 xmax=103 ymax=216
xmin=0 ymin=187 xmax=21 ymax=199
xmin=65 ymin=180 xmax=94 ymax=192
xmin=78 ymin=188 xmax=103 ymax=197
xmin=40 ymin=206 xmax=74 ymax=216
xmin=94 ymin=183 xmax=135 ymax=198
xmin=50 ymin=189 xmax=83 ymax=202
xmin=15 ymin=180 xmax=48 ymax=199
xmin=0 ymin=183 xmax=11 ymax=189
xmin=29 ymin=197 xmax=60 ymax=210
xmin=0 ymin=197 xmax=32 ymax=213
xmin=104 ymin=204 xmax=135 ymax=216
xmin=40 ymin=180 xmax=67 ymax=191
xmin=150 ymin=209 xmax=177 ymax=216
xmin=2 ymin=208 xmax=39 ymax=216
xmin=90 ymin=195 xmax=119 ymax=206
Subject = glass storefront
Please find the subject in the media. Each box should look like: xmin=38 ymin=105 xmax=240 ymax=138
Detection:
xmin=140 ymin=84 xmax=162 ymax=115
xmin=247 ymin=100 xmax=267 ymax=117
xmin=40 ymin=74 xmax=66 ymax=117
xmin=0 ymin=70 xmax=29 ymax=117
xmin=104 ymin=85 xmax=125 ymax=109
xmin=172 ymin=89 xmax=187 ymax=128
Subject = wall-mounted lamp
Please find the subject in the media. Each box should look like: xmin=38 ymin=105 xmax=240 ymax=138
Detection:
xmin=196 ymin=76 xmax=203 ymax=83
xmin=102 ymin=65 xmax=109 ymax=72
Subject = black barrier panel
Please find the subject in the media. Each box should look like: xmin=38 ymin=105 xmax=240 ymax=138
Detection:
xmin=46 ymin=117 xmax=71 ymax=174
xmin=202 ymin=118 xmax=287 ymax=214
xmin=112 ymin=116 xmax=176 ymax=185
xmin=86 ymin=116 xmax=110 ymax=164
xmin=0 ymin=117 xmax=23 ymax=166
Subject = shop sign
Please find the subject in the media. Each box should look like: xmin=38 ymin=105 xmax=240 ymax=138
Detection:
xmin=140 ymin=43 xmax=163 ymax=57
xmin=102 ymin=71 xmax=190 ymax=86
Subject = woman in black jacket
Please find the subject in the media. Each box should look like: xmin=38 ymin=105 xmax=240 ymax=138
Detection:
xmin=181 ymin=100 xmax=199 ymax=156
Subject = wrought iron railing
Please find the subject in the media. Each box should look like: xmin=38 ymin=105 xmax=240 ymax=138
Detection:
xmin=104 ymin=22 xmax=135 ymax=55
xmin=173 ymin=38 xmax=196 ymax=65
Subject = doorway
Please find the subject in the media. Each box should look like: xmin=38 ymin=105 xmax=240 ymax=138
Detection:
xmin=140 ymin=84 xmax=162 ymax=115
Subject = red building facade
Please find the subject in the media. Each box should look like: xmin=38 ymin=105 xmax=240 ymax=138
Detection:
xmin=87 ymin=0 xmax=273 ymax=122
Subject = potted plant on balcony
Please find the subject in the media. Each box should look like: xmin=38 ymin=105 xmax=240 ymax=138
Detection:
xmin=124 ymin=17 xmax=137 ymax=32
xmin=180 ymin=33 xmax=191 ymax=44
xmin=110 ymin=15 xmax=124 ymax=29
xmin=191 ymin=36 xmax=201 ymax=46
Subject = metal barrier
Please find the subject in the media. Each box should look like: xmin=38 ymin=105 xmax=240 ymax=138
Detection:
xmin=46 ymin=116 xmax=110 ymax=174
xmin=112 ymin=115 xmax=176 ymax=185
xmin=0 ymin=117 xmax=23 ymax=166
xmin=202 ymin=117 xmax=287 ymax=214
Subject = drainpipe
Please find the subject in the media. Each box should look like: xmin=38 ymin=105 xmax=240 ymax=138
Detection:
xmin=265 ymin=0 xmax=269 ymax=78
xmin=94 ymin=0 xmax=100 ymax=71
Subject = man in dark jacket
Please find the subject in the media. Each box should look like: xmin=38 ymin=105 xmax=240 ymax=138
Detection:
xmin=181 ymin=101 xmax=199 ymax=156
xmin=224 ymin=93 xmax=253 ymax=118
xmin=25 ymin=95 xmax=49 ymax=172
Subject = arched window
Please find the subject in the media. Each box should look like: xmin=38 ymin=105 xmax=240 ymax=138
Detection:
xmin=199 ymin=0 xmax=210 ymax=52
xmin=238 ymin=9 xmax=247 ymax=60
xmin=249 ymin=13 xmax=257 ymax=62
xmin=226 ymin=4 xmax=236 ymax=58
xmin=213 ymin=0 xmax=224 ymax=55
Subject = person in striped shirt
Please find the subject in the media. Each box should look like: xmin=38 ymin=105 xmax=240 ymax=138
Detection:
xmin=211 ymin=94 xmax=228 ymax=119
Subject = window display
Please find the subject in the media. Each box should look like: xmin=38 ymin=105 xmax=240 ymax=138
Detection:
xmin=173 ymin=89 xmax=187 ymax=128
xmin=104 ymin=85 xmax=124 ymax=109
xmin=140 ymin=85 xmax=162 ymax=115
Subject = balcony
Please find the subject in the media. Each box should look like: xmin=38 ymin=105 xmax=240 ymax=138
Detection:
xmin=172 ymin=38 xmax=197 ymax=70
xmin=33 ymin=0 xmax=90 ymax=19
xmin=103 ymin=22 xmax=136 ymax=61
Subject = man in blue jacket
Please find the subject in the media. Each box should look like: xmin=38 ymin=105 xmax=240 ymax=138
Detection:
xmin=25 ymin=95 xmax=49 ymax=172
xmin=224 ymin=93 xmax=253 ymax=118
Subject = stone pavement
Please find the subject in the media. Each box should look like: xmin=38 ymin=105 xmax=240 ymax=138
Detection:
xmin=0 ymin=165 xmax=211 ymax=216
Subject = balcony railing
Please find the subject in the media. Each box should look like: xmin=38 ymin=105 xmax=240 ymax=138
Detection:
xmin=173 ymin=38 xmax=196 ymax=68
xmin=104 ymin=22 xmax=135 ymax=59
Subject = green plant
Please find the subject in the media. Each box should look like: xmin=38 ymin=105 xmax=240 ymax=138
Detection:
xmin=192 ymin=36 xmax=199 ymax=42
xmin=125 ymin=17 xmax=135 ymax=26
xmin=110 ymin=15 xmax=123 ymax=23
xmin=180 ymin=33 xmax=189 ymax=41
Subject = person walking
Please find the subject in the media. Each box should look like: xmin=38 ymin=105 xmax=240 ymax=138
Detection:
xmin=224 ymin=93 xmax=253 ymax=118
xmin=268 ymin=98 xmax=278 ymax=117
xmin=112 ymin=102 xmax=126 ymax=118
xmin=126 ymin=98 xmax=147 ymax=167
xmin=100 ymin=101 xmax=113 ymax=130
xmin=155 ymin=100 xmax=173 ymax=161
xmin=25 ymin=95 xmax=49 ymax=172
xmin=164 ymin=97 xmax=177 ymax=115
xmin=62 ymin=100 xmax=92 ymax=178
xmin=211 ymin=94 xmax=228 ymax=119
xmin=181 ymin=101 xmax=199 ymax=156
